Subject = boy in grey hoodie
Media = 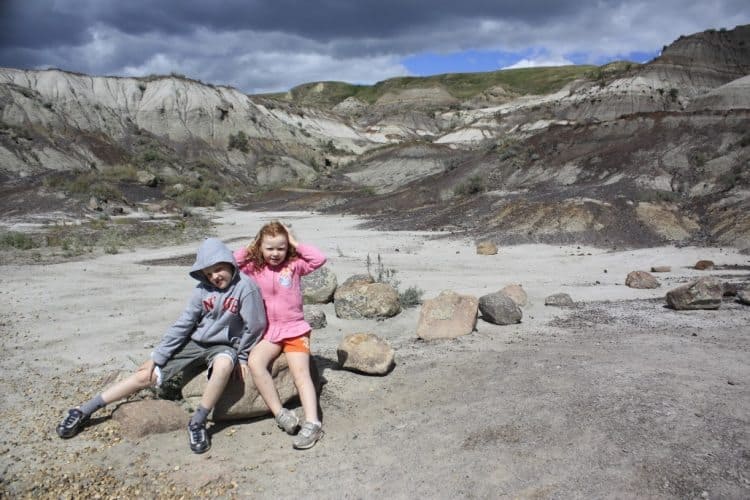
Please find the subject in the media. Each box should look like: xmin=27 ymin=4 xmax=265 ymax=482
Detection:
xmin=56 ymin=238 xmax=267 ymax=454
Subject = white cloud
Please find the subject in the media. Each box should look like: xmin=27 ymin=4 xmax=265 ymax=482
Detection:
xmin=502 ymin=56 xmax=575 ymax=70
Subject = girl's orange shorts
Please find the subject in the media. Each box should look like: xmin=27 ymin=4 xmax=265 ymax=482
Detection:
xmin=279 ymin=332 xmax=310 ymax=354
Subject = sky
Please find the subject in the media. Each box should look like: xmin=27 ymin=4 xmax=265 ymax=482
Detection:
xmin=0 ymin=1 xmax=747 ymax=95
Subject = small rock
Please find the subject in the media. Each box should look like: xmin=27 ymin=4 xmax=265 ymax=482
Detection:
xmin=736 ymin=290 xmax=750 ymax=305
xmin=651 ymin=266 xmax=671 ymax=273
xmin=625 ymin=271 xmax=660 ymax=289
xmin=476 ymin=241 xmax=498 ymax=255
xmin=545 ymin=293 xmax=574 ymax=307
xmin=694 ymin=260 xmax=715 ymax=270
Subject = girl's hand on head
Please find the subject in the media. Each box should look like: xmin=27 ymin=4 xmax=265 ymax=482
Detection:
xmin=282 ymin=223 xmax=298 ymax=247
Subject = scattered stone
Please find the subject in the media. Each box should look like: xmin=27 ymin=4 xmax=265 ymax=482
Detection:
xmin=476 ymin=241 xmax=498 ymax=255
xmin=182 ymin=354 xmax=321 ymax=421
xmin=625 ymin=270 xmax=660 ymax=289
xmin=334 ymin=274 xmax=401 ymax=319
xmin=545 ymin=293 xmax=574 ymax=307
xmin=665 ymin=277 xmax=723 ymax=310
xmin=478 ymin=292 xmax=522 ymax=325
xmin=337 ymin=333 xmax=395 ymax=375
xmin=694 ymin=260 xmax=715 ymax=270
xmin=500 ymin=284 xmax=528 ymax=307
xmin=136 ymin=170 xmax=159 ymax=187
xmin=302 ymin=266 xmax=338 ymax=304
xmin=651 ymin=266 xmax=671 ymax=273
xmin=721 ymin=282 xmax=747 ymax=297
xmin=416 ymin=290 xmax=478 ymax=340
xmin=88 ymin=196 xmax=103 ymax=211
xmin=737 ymin=290 xmax=750 ymax=305
xmin=167 ymin=183 xmax=186 ymax=195
xmin=110 ymin=399 xmax=187 ymax=438
xmin=304 ymin=306 xmax=327 ymax=329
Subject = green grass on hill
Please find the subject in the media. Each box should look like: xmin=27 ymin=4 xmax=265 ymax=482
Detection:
xmin=258 ymin=62 xmax=638 ymax=108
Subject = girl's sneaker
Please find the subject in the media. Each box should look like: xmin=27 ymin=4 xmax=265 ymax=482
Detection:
xmin=293 ymin=421 xmax=323 ymax=449
xmin=56 ymin=408 xmax=89 ymax=438
xmin=275 ymin=408 xmax=299 ymax=435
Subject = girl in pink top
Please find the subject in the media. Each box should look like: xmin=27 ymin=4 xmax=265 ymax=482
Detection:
xmin=234 ymin=221 xmax=326 ymax=449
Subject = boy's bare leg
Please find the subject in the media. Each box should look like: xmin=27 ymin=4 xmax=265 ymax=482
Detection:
xmin=248 ymin=340 xmax=284 ymax=415
xmin=198 ymin=355 xmax=234 ymax=410
xmin=286 ymin=351 xmax=319 ymax=423
xmin=99 ymin=360 xmax=158 ymax=404
xmin=58 ymin=359 xmax=158 ymax=438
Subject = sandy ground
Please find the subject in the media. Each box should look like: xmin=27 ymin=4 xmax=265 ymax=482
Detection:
xmin=1 ymin=208 xmax=749 ymax=499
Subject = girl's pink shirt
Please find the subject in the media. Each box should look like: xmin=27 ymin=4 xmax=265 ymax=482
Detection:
xmin=233 ymin=243 xmax=326 ymax=343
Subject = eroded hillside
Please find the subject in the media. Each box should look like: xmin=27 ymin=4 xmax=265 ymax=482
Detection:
xmin=1 ymin=25 xmax=749 ymax=250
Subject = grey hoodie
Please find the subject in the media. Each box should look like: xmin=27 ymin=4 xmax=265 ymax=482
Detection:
xmin=151 ymin=238 xmax=267 ymax=365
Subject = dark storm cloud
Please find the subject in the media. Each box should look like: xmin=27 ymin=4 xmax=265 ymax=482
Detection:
xmin=1 ymin=0 xmax=748 ymax=93
xmin=58 ymin=0 xmax=576 ymax=40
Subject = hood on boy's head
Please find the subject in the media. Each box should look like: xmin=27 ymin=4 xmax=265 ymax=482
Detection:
xmin=189 ymin=237 xmax=238 ymax=285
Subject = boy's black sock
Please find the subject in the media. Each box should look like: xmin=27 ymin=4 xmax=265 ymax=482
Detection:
xmin=79 ymin=394 xmax=106 ymax=416
xmin=190 ymin=405 xmax=210 ymax=427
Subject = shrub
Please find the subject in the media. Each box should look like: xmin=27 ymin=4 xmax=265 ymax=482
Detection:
xmin=399 ymin=286 xmax=424 ymax=308
xmin=0 ymin=231 xmax=38 ymax=250
xmin=454 ymin=175 xmax=485 ymax=196
xmin=365 ymin=253 xmax=423 ymax=308
xmin=228 ymin=131 xmax=250 ymax=153
xmin=177 ymin=187 xmax=224 ymax=207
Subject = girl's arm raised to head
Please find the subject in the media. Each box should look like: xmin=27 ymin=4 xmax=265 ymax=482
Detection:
xmin=293 ymin=243 xmax=327 ymax=275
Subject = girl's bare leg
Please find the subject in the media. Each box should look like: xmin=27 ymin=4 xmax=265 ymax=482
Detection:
xmin=286 ymin=351 xmax=319 ymax=423
xmin=248 ymin=340 xmax=284 ymax=415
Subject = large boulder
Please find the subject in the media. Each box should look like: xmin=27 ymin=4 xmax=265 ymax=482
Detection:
xmin=182 ymin=354 xmax=321 ymax=421
xmin=334 ymin=274 xmax=401 ymax=319
xmin=111 ymin=399 xmax=188 ymax=438
xmin=337 ymin=333 xmax=395 ymax=375
xmin=500 ymin=284 xmax=528 ymax=307
xmin=416 ymin=290 xmax=478 ymax=340
xmin=665 ymin=277 xmax=723 ymax=310
xmin=478 ymin=292 xmax=522 ymax=325
xmin=303 ymin=306 xmax=327 ymax=329
xmin=302 ymin=266 xmax=338 ymax=304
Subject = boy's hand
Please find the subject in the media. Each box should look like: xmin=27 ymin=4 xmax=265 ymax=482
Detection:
xmin=138 ymin=359 xmax=158 ymax=384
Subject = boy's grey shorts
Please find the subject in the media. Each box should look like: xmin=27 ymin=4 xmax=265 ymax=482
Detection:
xmin=155 ymin=339 xmax=238 ymax=387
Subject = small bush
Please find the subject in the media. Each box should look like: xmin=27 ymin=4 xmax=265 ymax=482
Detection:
xmin=0 ymin=231 xmax=38 ymax=250
xmin=140 ymin=149 xmax=161 ymax=163
xmin=178 ymin=187 xmax=224 ymax=207
xmin=228 ymin=131 xmax=250 ymax=153
xmin=454 ymin=175 xmax=485 ymax=196
xmin=399 ymin=286 xmax=424 ymax=308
